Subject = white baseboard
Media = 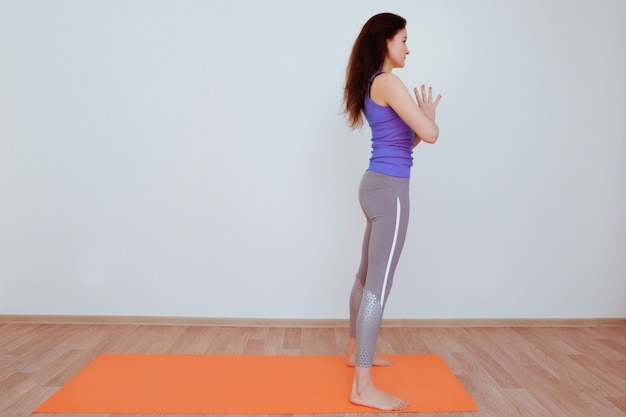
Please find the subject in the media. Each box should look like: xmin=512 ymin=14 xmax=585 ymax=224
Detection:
xmin=1 ymin=314 xmax=625 ymax=327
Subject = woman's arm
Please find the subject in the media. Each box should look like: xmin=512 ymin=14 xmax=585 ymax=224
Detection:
xmin=371 ymin=73 xmax=441 ymax=144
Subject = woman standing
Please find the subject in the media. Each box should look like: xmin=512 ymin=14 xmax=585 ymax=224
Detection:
xmin=343 ymin=12 xmax=441 ymax=411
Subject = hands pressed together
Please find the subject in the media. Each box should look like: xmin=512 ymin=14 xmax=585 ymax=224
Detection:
xmin=414 ymin=85 xmax=441 ymax=121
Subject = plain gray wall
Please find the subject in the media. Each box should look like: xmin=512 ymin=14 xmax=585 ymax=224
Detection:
xmin=1 ymin=0 xmax=625 ymax=319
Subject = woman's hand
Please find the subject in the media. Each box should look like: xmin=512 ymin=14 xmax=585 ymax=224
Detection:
xmin=414 ymin=85 xmax=441 ymax=121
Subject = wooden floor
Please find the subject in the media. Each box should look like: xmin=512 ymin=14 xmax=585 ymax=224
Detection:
xmin=1 ymin=322 xmax=625 ymax=417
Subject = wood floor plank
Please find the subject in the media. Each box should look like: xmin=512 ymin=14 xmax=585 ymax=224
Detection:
xmin=166 ymin=325 xmax=217 ymax=354
xmin=608 ymin=396 xmax=626 ymax=413
xmin=451 ymin=351 xmax=525 ymax=417
xmin=501 ymin=388 xmax=553 ymax=417
xmin=206 ymin=326 xmax=250 ymax=354
xmin=282 ymin=327 xmax=303 ymax=351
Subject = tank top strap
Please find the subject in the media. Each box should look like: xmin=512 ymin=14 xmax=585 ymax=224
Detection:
xmin=368 ymin=71 xmax=385 ymax=98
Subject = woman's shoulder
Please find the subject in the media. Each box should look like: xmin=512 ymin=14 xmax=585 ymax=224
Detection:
xmin=374 ymin=71 xmax=404 ymax=86
xmin=370 ymin=72 xmax=408 ymax=105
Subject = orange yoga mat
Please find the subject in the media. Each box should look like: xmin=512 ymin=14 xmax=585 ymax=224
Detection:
xmin=35 ymin=354 xmax=478 ymax=414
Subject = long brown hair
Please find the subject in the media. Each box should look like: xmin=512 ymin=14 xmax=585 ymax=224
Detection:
xmin=343 ymin=13 xmax=407 ymax=129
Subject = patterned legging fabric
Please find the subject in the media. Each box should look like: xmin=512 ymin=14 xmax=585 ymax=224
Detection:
xmin=349 ymin=170 xmax=410 ymax=368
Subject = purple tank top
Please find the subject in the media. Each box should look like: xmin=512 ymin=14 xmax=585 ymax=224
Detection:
xmin=364 ymin=72 xmax=414 ymax=178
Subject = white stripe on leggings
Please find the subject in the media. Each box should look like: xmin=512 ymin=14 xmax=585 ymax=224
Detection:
xmin=380 ymin=197 xmax=401 ymax=307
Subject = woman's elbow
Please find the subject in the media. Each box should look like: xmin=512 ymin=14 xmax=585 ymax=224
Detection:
xmin=420 ymin=127 xmax=439 ymax=144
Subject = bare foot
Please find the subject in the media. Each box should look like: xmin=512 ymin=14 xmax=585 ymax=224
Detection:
xmin=346 ymin=354 xmax=395 ymax=367
xmin=350 ymin=378 xmax=408 ymax=411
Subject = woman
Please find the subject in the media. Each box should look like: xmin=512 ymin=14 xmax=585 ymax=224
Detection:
xmin=343 ymin=12 xmax=441 ymax=411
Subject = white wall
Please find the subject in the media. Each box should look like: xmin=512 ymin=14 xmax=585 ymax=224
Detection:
xmin=1 ymin=0 xmax=625 ymax=319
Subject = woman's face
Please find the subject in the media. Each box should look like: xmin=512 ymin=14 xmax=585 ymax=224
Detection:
xmin=386 ymin=28 xmax=409 ymax=68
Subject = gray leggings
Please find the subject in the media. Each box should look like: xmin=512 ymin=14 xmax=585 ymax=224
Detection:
xmin=349 ymin=170 xmax=410 ymax=367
